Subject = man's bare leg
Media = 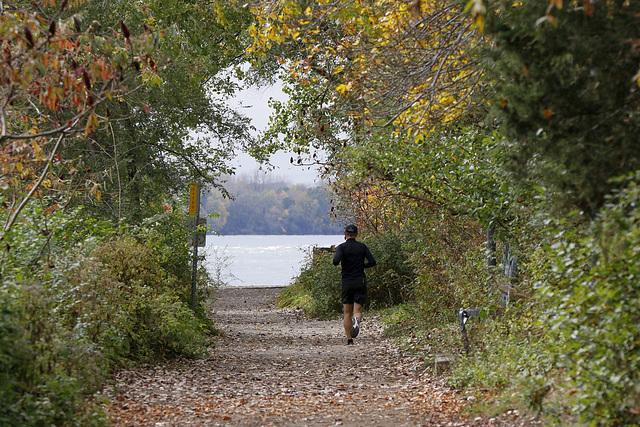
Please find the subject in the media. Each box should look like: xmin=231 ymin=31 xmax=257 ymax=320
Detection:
xmin=353 ymin=302 xmax=363 ymax=324
xmin=343 ymin=303 xmax=354 ymax=339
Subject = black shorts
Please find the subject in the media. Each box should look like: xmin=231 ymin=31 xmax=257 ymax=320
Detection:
xmin=341 ymin=281 xmax=367 ymax=305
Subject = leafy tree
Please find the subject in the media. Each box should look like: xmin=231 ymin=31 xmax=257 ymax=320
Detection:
xmin=0 ymin=0 xmax=154 ymax=233
xmin=68 ymin=0 xmax=257 ymax=223
xmin=243 ymin=0 xmax=524 ymax=236
xmin=243 ymin=0 xmax=531 ymax=325
xmin=480 ymin=0 xmax=640 ymax=217
xmin=205 ymin=189 xmax=230 ymax=230
xmin=248 ymin=0 xmax=485 ymax=151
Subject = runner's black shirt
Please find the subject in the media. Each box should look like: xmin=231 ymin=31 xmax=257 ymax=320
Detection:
xmin=332 ymin=238 xmax=376 ymax=284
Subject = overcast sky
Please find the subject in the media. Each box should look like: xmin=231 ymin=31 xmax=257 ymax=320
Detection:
xmin=229 ymin=81 xmax=323 ymax=186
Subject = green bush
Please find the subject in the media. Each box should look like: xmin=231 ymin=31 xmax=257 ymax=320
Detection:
xmin=0 ymin=205 xmax=213 ymax=425
xmin=276 ymin=276 xmax=312 ymax=310
xmin=0 ymin=205 xmax=113 ymax=426
xmin=61 ymin=236 xmax=211 ymax=363
xmin=535 ymin=172 xmax=640 ymax=425
xmin=363 ymin=233 xmax=415 ymax=308
xmin=448 ymin=304 xmax=559 ymax=394
xmin=0 ymin=279 xmax=110 ymax=426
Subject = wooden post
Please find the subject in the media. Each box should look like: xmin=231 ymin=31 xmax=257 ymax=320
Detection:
xmin=189 ymin=181 xmax=200 ymax=310
xmin=487 ymin=227 xmax=497 ymax=271
xmin=487 ymin=226 xmax=497 ymax=299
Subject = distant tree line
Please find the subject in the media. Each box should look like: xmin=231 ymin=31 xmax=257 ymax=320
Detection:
xmin=202 ymin=172 xmax=342 ymax=235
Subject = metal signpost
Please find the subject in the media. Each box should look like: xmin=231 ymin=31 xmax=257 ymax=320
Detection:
xmin=188 ymin=181 xmax=205 ymax=309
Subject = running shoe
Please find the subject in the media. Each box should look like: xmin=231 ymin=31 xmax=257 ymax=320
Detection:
xmin=347 ymin=339 xmax=354 ymax=345
xmin=350 ymin=316 xmax=360 ymax=338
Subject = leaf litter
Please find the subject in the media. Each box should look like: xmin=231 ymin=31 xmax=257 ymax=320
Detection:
xmin=101 ymin=287 xmax=540 ymax=426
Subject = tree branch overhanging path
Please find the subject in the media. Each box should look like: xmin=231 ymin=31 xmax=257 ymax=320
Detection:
xmin=101 ymin=287 xmax=541 ymax=426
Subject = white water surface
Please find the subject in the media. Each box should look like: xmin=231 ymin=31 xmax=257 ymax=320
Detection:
xmin=205 ymin=234 xmax=341 ymax=287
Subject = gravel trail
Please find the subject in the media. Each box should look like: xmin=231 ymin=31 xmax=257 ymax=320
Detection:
xmin=102 ymin=286 xmax=532 ymax=426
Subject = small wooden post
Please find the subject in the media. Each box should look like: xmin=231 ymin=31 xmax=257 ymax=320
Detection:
xmin=435 ymin=353 xmax=453 ymax=375
xmin=487 ymin=226 xmax=497 ymax=270
xmin=189 ymin=181 xmax=200 ymax=310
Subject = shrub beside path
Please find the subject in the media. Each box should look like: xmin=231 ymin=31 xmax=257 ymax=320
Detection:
xmin=102 ymin=287 xmax=533 ymax=426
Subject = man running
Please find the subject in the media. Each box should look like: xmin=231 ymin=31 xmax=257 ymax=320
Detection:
xmin=333 ymin=224 xmax=376 ymax=345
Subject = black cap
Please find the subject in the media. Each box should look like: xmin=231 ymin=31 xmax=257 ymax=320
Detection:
xmin=345 ymin=224 xmax=358 ymax=233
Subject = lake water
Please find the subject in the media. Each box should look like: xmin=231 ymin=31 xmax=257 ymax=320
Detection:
xmin=204 ymin=235 xmax=341 ymax=287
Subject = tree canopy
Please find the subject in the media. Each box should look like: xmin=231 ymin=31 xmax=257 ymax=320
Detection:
xmin=1 ymin=0 xmax=262 ymax=230
xmin=0 ymin=0 xmax=156 ymax=232
xmin=482 ymin=0 xmax=640 ymax=217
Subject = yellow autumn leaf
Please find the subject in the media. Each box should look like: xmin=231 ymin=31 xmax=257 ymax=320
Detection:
xmin=267 ymin=26 xmax=276 ymax=41
xmin=474 ymin=14 xmax=484 ymax=33
xmin=33 ymin=142 xmax=41 ymax=158
xmin=439 ymin=95 xmax=455 ymax=106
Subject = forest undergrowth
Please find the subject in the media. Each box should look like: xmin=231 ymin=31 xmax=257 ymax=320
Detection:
xmin=0 ymin=206 xmax=217 ymax=426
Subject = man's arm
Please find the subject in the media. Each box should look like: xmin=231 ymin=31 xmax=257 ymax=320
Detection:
xmin=364 ymin=246 xmax=376 ymax=268
xmin=333 ymin=245 xmax=342 ymax=266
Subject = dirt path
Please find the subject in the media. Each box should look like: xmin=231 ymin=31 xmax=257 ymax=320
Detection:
xmin=102 ymin=287 xmax=524 ymax=426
